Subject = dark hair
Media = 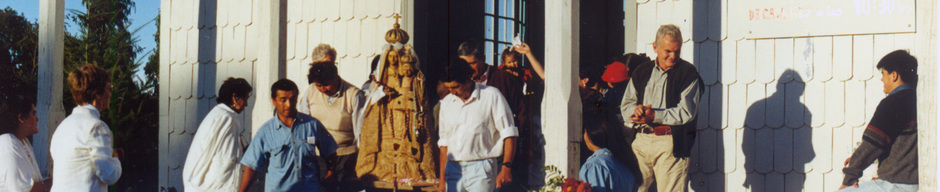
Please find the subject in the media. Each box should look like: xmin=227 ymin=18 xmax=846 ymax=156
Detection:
xmin=0 ymin=95 xmax=35 ymax=135
xmin=68 ymin=63 xmax=110 ymax=105
xmin=582 ymin=103 xmax=641 ymax=183
xmin=371 ymin=55 xmax=381 ymax=72
xmin=580 ymin=66 xmax=601 ymax=88
xmin=270 ymin=79 xmax=299 ymax=99
xmin=444 ymin=59 xmax=474 ymax=84
xmin=877 ymin=50 xmax=918 ymax=85
xmin=458 ymin=40 xmax=485 ymax=61
xmin=500 ymin=46 xmax=522 ymax=66
xmin=620 ymin=53 xmax=651 ymax=75
xmin=436 ymin=81 xmax=450 ymax=98
xmin=216 ymin=77 xmax=253 ymax=106
xmin=308 ymin=61 xmax=340 ymax=84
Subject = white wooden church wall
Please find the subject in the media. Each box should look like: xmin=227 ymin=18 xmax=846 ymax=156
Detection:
xmin=159 ymin=0 xmax=411 ymax=190
xmin=632 ymin=0 xmax=927 ymax=191
xmin=284 ymin=0 xmax=410 ymax=100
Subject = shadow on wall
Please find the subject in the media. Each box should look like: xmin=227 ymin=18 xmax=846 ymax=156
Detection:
xmin=688 ymin=0 xmax=724 ymax=190
xmin=742 ymin=69 xmax=815 ymax=191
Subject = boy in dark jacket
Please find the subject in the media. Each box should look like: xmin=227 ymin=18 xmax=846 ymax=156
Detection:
xmin=839 ymin=50 xmax=918 ymax=191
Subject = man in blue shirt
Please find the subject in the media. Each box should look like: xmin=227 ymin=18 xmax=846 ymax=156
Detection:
xmin=239 ymin=79 xmax=339 ymax=192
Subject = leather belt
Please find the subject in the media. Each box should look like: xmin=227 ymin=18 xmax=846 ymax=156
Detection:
xmin=639 ymin=125 xmax=672 ymax=136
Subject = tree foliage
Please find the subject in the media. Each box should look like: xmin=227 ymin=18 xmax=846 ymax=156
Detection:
xmin=0 ymin=7 xmax=38 ymax=99
xmin=0 ymin=1 xmax=159 ymax=191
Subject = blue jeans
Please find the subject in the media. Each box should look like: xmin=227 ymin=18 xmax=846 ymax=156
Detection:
xmin=445 ymin=158 xmax=499 ymax=192
xmin=837 ymin=179 xmax=918 ymax=192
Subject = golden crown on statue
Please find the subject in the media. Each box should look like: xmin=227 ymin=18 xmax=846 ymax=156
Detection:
xmin=385 ymin=13 xmax=410 ymax=44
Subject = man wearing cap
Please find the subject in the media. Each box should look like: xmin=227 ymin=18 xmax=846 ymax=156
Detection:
xmin=601 ymin=60 xmax=629 ymax=106
xmin=620 ymin=24 xmax=703 ymax=191
xmin=602 ymin=53 xmax=651 ymax=108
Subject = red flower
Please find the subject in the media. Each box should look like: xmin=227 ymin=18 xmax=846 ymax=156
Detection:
xmin=561 ymin=178 xmax=592 ymax=192
xmin=577 ymin=182 xmax=592 ymax=192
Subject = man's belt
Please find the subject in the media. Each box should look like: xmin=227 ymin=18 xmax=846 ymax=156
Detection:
xmin=639 ymin=125 xmax=672 ymax=136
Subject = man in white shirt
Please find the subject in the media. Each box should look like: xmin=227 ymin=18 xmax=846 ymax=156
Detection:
xmin=50 ymin=64 xmax=121 ymax=192
xmin=182 ymin=77 xmax=253 ymax=192
xmin=437 ymin=59 xmax=518 ymax=192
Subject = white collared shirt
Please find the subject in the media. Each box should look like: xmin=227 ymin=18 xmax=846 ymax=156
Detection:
xmin=0 ymin=133 xmax=42 ymax=192
xmin=50 ymin=105 xmax=122 ymax=192
xmin=438 ymin=84 xmax=519 ymax=161
xmin=182 ymin=104 xmax=245 ymax=192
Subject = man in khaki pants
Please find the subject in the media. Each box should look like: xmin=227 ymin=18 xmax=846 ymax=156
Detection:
xmin=621 ymin=24 xmax=703 ymax=191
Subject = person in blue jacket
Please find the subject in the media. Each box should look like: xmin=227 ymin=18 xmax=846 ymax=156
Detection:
xmin=579 ymin=103 xmax=640 ymax=192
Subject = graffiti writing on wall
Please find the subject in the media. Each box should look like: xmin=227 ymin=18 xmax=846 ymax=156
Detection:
xmin=745 ymin=0 xmax=914 ymax=38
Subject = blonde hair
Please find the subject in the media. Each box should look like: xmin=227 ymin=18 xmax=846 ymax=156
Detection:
xmin=68 ymin=64 xmax=110 ymax=105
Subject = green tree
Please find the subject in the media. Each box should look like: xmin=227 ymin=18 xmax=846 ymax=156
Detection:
xmin=66 ymin=0 xmax=158 ymax=191
xmin=1 ymin=3 xmax=159 ymax=191
xmin=0 ymin=7 xmax=39 ymax=100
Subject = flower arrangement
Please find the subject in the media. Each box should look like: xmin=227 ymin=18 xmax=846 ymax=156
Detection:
xmin=540 ymin=165 xmax=591 ymax=192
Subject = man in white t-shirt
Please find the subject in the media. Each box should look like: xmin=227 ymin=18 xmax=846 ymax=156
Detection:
xmin=437 ymin=59 xmax=518 ymax=192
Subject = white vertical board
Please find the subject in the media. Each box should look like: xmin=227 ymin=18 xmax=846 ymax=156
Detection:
xmin=805 ymin=81 xmax=825 ymax=127
xmin=737 ymin=40 xmax=756 ymax=84
xmin=773 ymin=128 xmax=793 ymax=173
xmin=832 ymin=36 xmax=853 ymax=81
xmin=745 ymin=83 xmax=766 ymax=128
xmin=824 ymin=81 xmax=845 ymax=127
xmin=785 ymin=82 xmax=806 ymax=128
xmin=765 ymin=82 xmax=785 ymax=128
xmin=721 ymin=40 xmax=737 ymax=84
xmin=699 ymin=41 xmax=719 ymax=85
xmin=755 ymin=39 xmax=775 ymax=83
xmin=728 ymin=83 xmax=747 ymax=129
xmin=845 ymin=80 xmax=867 ymax=127
xmin=794 ymin=37 xmax=814 ymax=82
xmin=813 ymin=36 xmax=833 ymax=82
xmin=852 ymin=35 xmax=874 ymax=80
xmin=775 ymin=38 xmax=794 ymax=83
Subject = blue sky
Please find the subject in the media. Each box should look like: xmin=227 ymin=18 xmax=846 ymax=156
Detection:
xmin=1 ymin=0 xmax=160 ymax=81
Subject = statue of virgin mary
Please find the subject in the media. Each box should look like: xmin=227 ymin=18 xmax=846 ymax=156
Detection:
xmin=355 ymin=15 xmax=437 ymax=186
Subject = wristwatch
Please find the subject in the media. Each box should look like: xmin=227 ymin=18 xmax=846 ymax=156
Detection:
xmin=502 ymin=162 xmax=513 ymax=168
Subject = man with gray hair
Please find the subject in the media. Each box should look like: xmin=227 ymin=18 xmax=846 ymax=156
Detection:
xmin=620 ymin=24 xmax=702 ymax=191
xmin=312 ymin=43 xmax=338 ymax=63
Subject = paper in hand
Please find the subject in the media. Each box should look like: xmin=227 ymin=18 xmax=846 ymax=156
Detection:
xmin=512 ymin=33 xmax=523 ymax=47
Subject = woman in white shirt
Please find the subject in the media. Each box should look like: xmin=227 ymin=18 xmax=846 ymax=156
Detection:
xmin=182 ymin=77 xmax=252 ymax=192
xmin=49 ymin=64 xmax=121 ymax=192
xmin=0 ymin=95 xmax=47 ymax=192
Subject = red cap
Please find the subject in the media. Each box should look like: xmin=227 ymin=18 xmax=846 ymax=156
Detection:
xmin=601 ymin=61 xmax=630 ymax=83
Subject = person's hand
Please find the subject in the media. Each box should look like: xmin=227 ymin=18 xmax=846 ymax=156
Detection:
xmin=839 ymin=182 xmax=859 ymax=189
xmin=383 ymin=87 xmax=399 ymax=96
xmin=513 ymin=43 xmax=532 ymax=55
xmin=631 ymin=105 xmax=654 ymax=124
xmin=437 ymin=176 xmax=447 ymax=192
xmin=322 ymin=170 xmax=336 ymax=184
xmin=495 ymin=166 xmax=512 ymax=189
xmin=641 ymin=105 xmax=655 ymax=124
xmin=631 ymin=105 xmax=647 ymax=119
xmin=844 ymin=157 xmax=851 ymax=166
